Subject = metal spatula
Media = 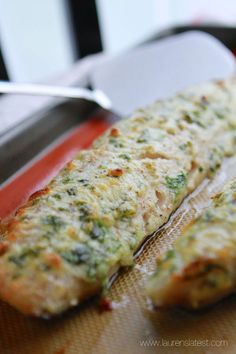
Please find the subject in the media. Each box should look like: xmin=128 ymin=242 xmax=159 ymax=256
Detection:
xmin=0 ymin=81 xmax=112 ymax=111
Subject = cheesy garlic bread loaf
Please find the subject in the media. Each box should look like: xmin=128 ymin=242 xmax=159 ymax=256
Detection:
xmin=1 ymin=79 xmax=236 ymax=316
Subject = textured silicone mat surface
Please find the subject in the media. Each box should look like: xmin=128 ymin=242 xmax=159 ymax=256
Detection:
xmin=1 ymin=156 xmax=236 ymax=354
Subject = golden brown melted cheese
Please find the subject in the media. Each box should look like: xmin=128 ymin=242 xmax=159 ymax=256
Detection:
xmin=146 ymin=178 xmax=236 ymax=309
xmin=1 ymin=79 xmax=236 ymax=317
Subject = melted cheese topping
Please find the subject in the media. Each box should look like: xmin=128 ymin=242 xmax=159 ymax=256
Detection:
xmin=1 ymin=79 xmax=236 ymax=316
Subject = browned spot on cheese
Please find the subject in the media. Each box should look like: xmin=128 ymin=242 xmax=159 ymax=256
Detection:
xmin=155 ymin=190 xmax=165 ymax=206
xmin=141 ymin=151 xmax=168 ymax=159
xmin=15 ymin=206 xmax=26 ymax=217
xmin=182 ymin=259 xmax=210 ymax=280
xmin=143 ymin=211 xmax=149 ymax=223
xmin=108 ymin=168 xmax=124 ymax=177
xmin=0 ymin=241 xmax=9 ymax=256
xmin=67 ymin=161 xmax=76 ymax=170
xmin=216 ymin=80 xmax=225 ymax=88
xmin=0 ymin=222 xmax=6 ymax=234
xmin=166 ymin=127 xmax=176 ymax=135
xmin=110 ymin=128 xmax=120 ymax=137
xmin=6 ymin=232 xmax=17 ymax=242
xmin=67 ymin=227 xmax=77 ymax=238
xmin=45 ymin=253 xmax=62 ymax=268
xmin=212 ymin=192 xmax=222 ymax=200
xmin=191 ymin=160 xmax=198 ymax=172
xmin=29 ymin=187 xmax=50 ymax=201
xmin=217 ymin=247 xmax=230 ymax=259
xmin=181 ymin=219 xmax=195 ymax=233
xmin=201 ymin=95 xmax=208 ymax=105
xmin=7 ymin=219 xmax=20 ymax=233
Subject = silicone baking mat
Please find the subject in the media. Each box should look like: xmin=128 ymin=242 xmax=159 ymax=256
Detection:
xmin=1 ymin=111 xmax=236 ymax=354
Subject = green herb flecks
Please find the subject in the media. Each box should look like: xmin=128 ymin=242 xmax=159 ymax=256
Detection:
xmin=208 ymin=146 xmax=224 ymax=176
xmin=137 ymin=129 xmax=150 ymax=143
xmin=163 ymin=249 xmax=175 ymax=261
xmin=76 ymin=202 xmax=91 ymax=221
xmin=78 ymin=179 xmax=89 ymax=186
xmin=119 ymin=154 xmax=131 ymax=161
xmin=179 ymin=141 xmax=192 ymax=151
xmin=182 ymin=111 xmax=205 ymax=128
xmin=90 ymin=221 xmax=106 ymax=240
xmin=202 ymin=210 xmax=214 ymax=222
xmin=41 ymin=215 xmax=64 ymax=232
xmin=109 ymin=137 xmax=124 ymax=148
xmin=60 ymin=244 xmax=90 ymax=265
xmin=62 ymin=176 xmax=71 ymax=184
xmin=61 ymin=243 xmax=110 ymax=281
xmin=8 ymin=249 xmax=39 ymax=267
xmin=215 ymin=111 xmax=225 ymax=120
xmin=165 ymin=172 xmax=187 ymax=198
xmin=67 ymin=187 xmax=77 ymax=196
xmin=52 ymin=193 xmax=61 ymax=200
xmin=198 ymin=166 xmax=204 ymax=173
